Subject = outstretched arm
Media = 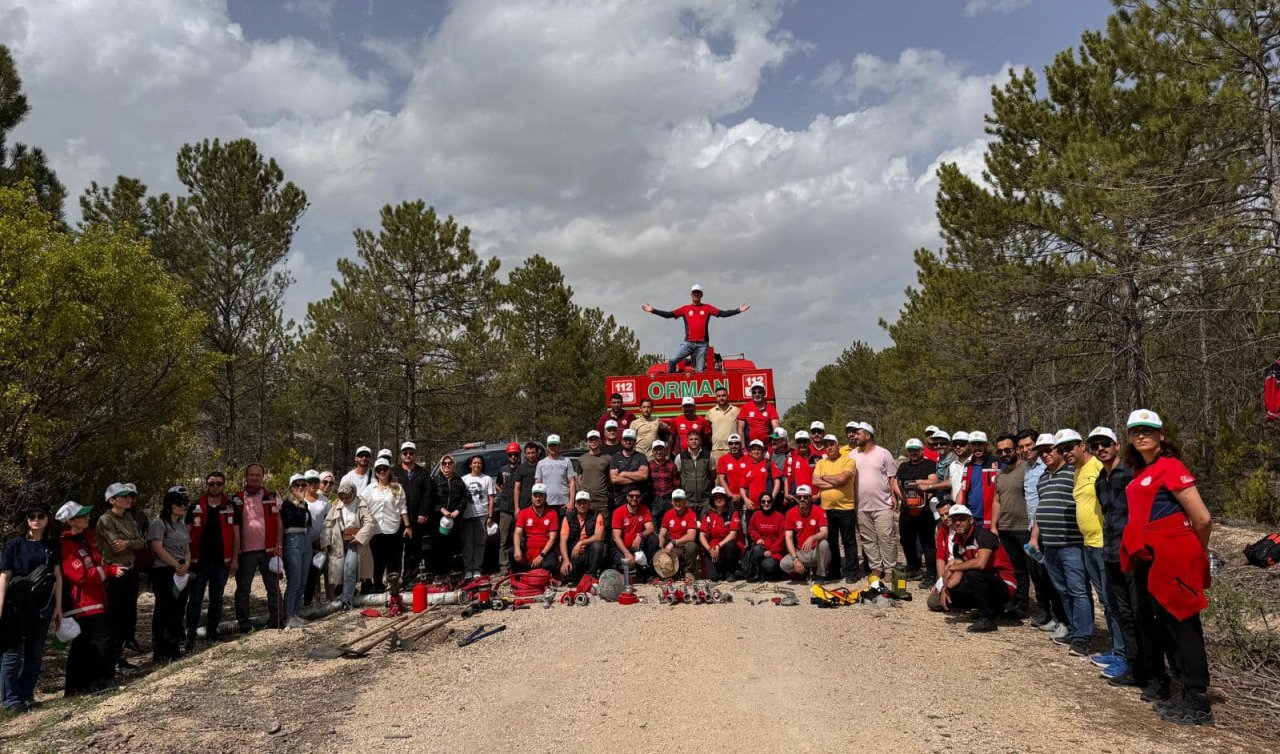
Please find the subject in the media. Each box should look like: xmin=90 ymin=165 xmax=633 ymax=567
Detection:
xmin=714 ymin=304 xmax=750 ymax=317
xmin=641 ymin=304 xmax=676 ymax=318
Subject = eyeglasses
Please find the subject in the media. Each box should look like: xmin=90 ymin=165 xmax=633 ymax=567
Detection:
xmin=401 ymin=450 xmax=416 ymax=456
xmin=320 ymin=479 xmax=334 ymax=485
xmin=356 ymin=452 xmax=371 ymax=458
xmin=1128 ymin=427 xmax=1159 ymax=438
xmin=1088 ymin=440 xmax=1115 ymax=450
xmin=290 ymin=482 xmax=307 ymax=488
xmin=26 ymin=512 xmax=47 ymax=521
xmin=441 ymin=460 xmax=454 ymax=466
xmin=206 ymin=481 xmax=224 ymax=487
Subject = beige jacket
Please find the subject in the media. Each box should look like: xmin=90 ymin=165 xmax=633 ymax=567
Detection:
xmin=322 ymin=499 xmax=378 ymax=585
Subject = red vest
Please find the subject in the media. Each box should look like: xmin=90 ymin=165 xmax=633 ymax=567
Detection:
xmin=61 ymin=529 xmax=117 ymax=618
xmin=189 ymin=495 xmax=237 ymax=566
xmin=959 ymin=464 xmax=998 ymax=528
xmin=235 ymin=488 xmax=283 ymax=556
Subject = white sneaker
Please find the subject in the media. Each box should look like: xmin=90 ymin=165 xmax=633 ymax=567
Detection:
xmin=285 ymin=616 xmax=309 ymax=630
xmin=1036 ymin=618 xmax=1060 ymax=632
xmin=1050 ymin=624 xmax=1069 ymax=641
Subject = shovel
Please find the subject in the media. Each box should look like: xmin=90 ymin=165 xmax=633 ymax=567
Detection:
xmin=306 ymin=611 xmax=421 ymax=659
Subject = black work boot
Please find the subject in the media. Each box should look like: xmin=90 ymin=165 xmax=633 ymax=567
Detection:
xmin=1157 ymin=691 xmax=1214 ymax=726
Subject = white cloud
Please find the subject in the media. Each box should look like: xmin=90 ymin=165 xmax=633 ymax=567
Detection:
xmin=963 ymin=0 xmax=1033 ymax=17
xmin=4 ymin=0 xmax=1010 ymax=411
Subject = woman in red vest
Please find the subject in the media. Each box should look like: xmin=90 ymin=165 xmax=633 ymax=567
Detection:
xmin=58 ymin=501 xmax=122 ymax=696
xmin=1120 ymin=410 xmax=1213 ymax=726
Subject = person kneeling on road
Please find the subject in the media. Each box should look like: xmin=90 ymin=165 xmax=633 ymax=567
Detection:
xmin=746 ymin=492 xmax=786 ymax=580
xmin=936 ymin=505 xmax=1017 ymax=633
xmin=700 ymin=487 xmax=741 ymax=581
xmin=657 ymin=489 xmax=699 ymax=578
xmin=559 ymin=491 xmax=606 ymax=582
xmin=781 ymin=486 xmax=830 ymax=581
xmin=513 ymin=484 xmax=560 ymax=574
xmin=611 ymin=490 xmax=657 ymax=577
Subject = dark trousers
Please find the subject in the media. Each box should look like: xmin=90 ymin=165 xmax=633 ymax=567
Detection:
xmin=948 ymin=569 xmax=1011 ymax=618
xmin=370 ymin=531 xmax=404 ymax=589
xmin=1028 ymin=552 xmax=1066 ymax=623
xmin=498 ymin=511 xmax=516 ymax=569
xmin=104 ymin=570 xmax=139 ymax=657
xmin=234 ymin=549 xmax=282 ymax=630
xmin=704 ymin=540 xmax=741 ymax=580
xmin=567 ymin=541 xmax=607 ymax=581
xmin=150 ymin=566 xmax=190 ymax=662
xmin=185 ymin=560 xmax=229 ymax=640
xmin=611 ymin=535 xmax=659 ymax=579
xmin=748 ymin=543 xmax=781 ymax=579
xmin=64 ymin=614 xmax=114 ymax=696
xmin=998 ymin=529 xmax=1032 ymax=614
xmin=1105 ymin=560 xmax=1140 ymax=670
xmin=900 ymin=509 xmax=937 ymax=575
xmin=825 ymin=508 xmax=858 ymax=578
xmin=650 ymin=495 xmax=672 ymax=527
xmin=403 ymin=524 xmax=426 ymax=578
xmin=1132 ymin=560 xmax=1210 ymax=694
xmin=427 ymin=525 xmax=457 ymax=577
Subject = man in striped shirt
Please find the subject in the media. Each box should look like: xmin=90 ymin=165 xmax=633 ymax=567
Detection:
xmin=1030 ymin=429 xmax=1093 ymax=657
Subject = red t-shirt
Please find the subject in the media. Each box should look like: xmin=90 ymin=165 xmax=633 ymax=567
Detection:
xmin=669 ymin=303 xmax=723 ymax=342
xmin=596 ymin=410 xmax=636 ymax=437
xmin=516 ymin=506 xmax=559 ymax=556
xmin=701 ymin=509 xmax=740 ymax=548
xmin=741 ymin=456 xmax=777 ymax=503
xmin=661 ymin=508 xmax=698 ymax=540
xmin=663 ymin=414 xmax=709 ymax=452
xmin=611 ymin=504 xmax=653 ymax=544
xmin=923 ymin=448 xmax=940 ymax=462
xmin=783 ymin=450 xmax=813 ymax=492
xmin=748 ymin=509 xmax=786 ymax=555
xmin=784 ymin=506 xmax=828 ymax=549
xmin=1126 ymin=456 xmax=1196 ymax=523
xmin=737 ymin=402 xmax=779 ymax=444
xmin=716 ymin=452 xmax=748 ymax=495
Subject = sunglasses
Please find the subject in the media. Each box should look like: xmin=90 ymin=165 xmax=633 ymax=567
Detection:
xmin=627 ymin=493 xmax=643 ymax=499
xmin=26 ymin=512 xmax=48 ymax=521
xmin=356 ymin=452 xmax=371 ymax=458
xmin=998 ymin=447 xmax=1016 ymax=454
xmin=320 ymin=479 xmax=334 ymax=485
xmin=375 ymin=467 xmax=391 ymax=473
xmin=206 ymin=480 xmax=224 ymax=487
xmin=952 ymin=441 xmax=969 ymax=447
xmin=441 ymin=460 xmax=455 ymax=466
xmin=1088 ymin=440 xmax=1115 ymax=450
xmin=290 ymin=482 xmax=307 ymax=488
xmin=401 ymin=450 xmax=416 ymax=455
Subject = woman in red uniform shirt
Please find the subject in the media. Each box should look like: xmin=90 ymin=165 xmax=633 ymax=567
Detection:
xmin=699 ymin=488 xmax=741 ymax=581
xmin=746 ymin=494 xmax=785 ymax=580
xmin=1120 ymin=410 xmax=1213 ymax=726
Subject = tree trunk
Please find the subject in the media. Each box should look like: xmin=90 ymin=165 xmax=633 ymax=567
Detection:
xmin=405 ymin=361 xmax=417 ymax=440
xmin=225 ymin=356 xmax=237 ymax=464
xmin=1198 ymin=311 xmax=1215 ymax=479
xmin=1118 ymin=271 xmax=1149 ymax=410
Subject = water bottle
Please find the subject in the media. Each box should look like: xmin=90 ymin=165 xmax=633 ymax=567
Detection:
xmin=1023 ymin=543 xmax=1044 ymax=564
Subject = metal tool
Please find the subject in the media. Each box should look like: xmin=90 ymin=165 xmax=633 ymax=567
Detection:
xmin=457 ymin=624 xmax=507 ymax=647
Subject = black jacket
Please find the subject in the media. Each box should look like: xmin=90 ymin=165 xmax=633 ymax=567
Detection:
xmin=395 ymin=465 xmax=435 ymax=522
xmin=432 ymin=473 xmax=468 ymax=515
xmin=1095 ymin=461 xmax=1133 ymax=563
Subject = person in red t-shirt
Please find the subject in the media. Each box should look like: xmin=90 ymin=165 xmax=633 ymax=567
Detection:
xmin=596 ymin=393 xmax=636 ymax=438
xmin=716 ymin=435 xmax=748 ymax=502
xmin=746 ymin=494 xmax=786 ymax=580
xmin=699 ymin=488 xmax=741 ymax=581
xmin=611 ymin=490 xmax=657 ymax=576
xmin=781 ymin=487 xmax=830 ymax=579
xmin=514 ymin=485 xmax=560 ymax=573
xmin=922 ymin=426 xmax=942 ymax=462
xmin=736 ymin=384 xmax=780 ymax=446
xmin=663 ymin=397 xmax=710 ymax=453
xmin=658 ymin=489 xmax=699 ymax=577
xmin=938 ymin=504 xmax=1016 ymax=633
xmin=740 ymin=439 xmax=779 ymax=520
xmin=781 ymin=433 xmax=814 ymax=504
xmin=642 ymin=285 xmax=749 ymax=373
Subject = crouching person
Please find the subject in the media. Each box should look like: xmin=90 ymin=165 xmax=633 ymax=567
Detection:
xmin=699 ymin=487 xmax=741 ymax=581
xmin=322 ymin=482 xmax=376 ymax=609
xmin=781 ymin=486 xmax=830 ymax=581
xmin=513 ymin=484 xmax=560 ymax=573
xmin=937 ymin=504 xmax=1017 ymax=633
xmin=560 ymin=492 xmax=606 ymax=581
xmin=657 ymin=489 xmax=699 ymax=577
xmin=611 ymin=490 xmax=658 ymax=577
xmin=746 ymin=492 xmax=786 ymax=580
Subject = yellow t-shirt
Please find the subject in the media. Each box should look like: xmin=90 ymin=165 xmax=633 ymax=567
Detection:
xmin=813 ymin=455 xmax=857 ymax=511
xmin=1074 ymin=456 xmax=1104 ymax=549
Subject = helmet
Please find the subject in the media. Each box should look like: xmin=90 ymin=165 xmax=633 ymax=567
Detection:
xmin=506 ymin=441 xmax=521 ymax=454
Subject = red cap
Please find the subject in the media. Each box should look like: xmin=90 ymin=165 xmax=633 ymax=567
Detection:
xmin=506 ymin=442 xmax=520 ymax=454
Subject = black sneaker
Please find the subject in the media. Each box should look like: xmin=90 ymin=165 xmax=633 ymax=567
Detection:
xmin=1068 ymin=639 xmax=1091 ymax=656
xmin=182 ymin=638 xmax=195 ymax=655
xmin=1140 ymin=680 xmax=1171 ymax=704
xmin=1030 ymin=614 xmax=1053 ymax=629
xmin=1157 ymin=694 xmax=1214 ymax=726
xmin=1051 ymin=633 xmax=1072 ymax=646
xmin=123 ymin=639 xmax=143 ymax=653
xmin=117 ymin=658 xmax=140 ymax=671
xmin=967 ymin=617 xmax=998 ymax=633
xmin=1107 ymin=672 xmax=1141 ymax=687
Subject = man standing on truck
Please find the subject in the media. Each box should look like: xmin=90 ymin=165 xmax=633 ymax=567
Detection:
xmin=641 ymin=285 xmax=750 ymax=373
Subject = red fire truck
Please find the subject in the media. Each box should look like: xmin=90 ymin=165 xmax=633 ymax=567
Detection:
xmin=605 ymin=346 xmax=776 ymax=418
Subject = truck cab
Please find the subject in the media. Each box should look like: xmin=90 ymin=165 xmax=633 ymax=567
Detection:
xmin=605 ymin=347 xmax=776 ymax=418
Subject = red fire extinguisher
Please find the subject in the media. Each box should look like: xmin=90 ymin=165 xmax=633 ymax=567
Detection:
xmin=413 ymin=581 xmax=428 ymax=613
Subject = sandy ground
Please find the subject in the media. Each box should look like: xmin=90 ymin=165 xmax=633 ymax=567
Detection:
xmin=1 ymin=524 xmax=1272 ymax=754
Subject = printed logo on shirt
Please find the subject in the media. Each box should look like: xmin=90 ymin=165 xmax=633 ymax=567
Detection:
xmin=543 ymin=519 xmax=551 ymax=526
xmin=1141 ymin=476 xmax=1153 ymax=487
xmin=1179 ymin=475 xmax=1194 ymax=485
xmin=809 ymin=519 xmax=818 ymax=526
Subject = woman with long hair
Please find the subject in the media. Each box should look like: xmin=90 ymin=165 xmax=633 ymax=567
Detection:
xmin=281 ymin=474 xmax=313 ymax=626
xmin=1120 ymin=410 xmax=1214 ymax=726
xmin=0 ymin=503 xmax=62 ymax=712
xmin=146 ymin=487 xmax=192 ymax=663
xmin=430 ymin=455 xmax=467 ymax=579
xmin=58 ymin=501 xmax=119 ymax=696
xmin=459 ymin=455 xmax=496 ymax=580
xmin=322 ymin=482 xmax=375 ymax=609
xmin=359 ymin=457 xmax=408 ymax=592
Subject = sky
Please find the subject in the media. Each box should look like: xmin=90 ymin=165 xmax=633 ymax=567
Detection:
xmin=1 ymin=0 xmax=1116 ymax=410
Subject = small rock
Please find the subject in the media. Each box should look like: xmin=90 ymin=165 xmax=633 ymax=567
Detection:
xmin=265 ymin=721 xmax=281 ymax=735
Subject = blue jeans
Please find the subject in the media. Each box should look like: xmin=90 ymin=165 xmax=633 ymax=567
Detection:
xmin=185 ymin=560 xmax=229 ymax=640
xmin=1084 ymin=546 xmax=1123 ymax=654
xmin=668 ymin=340 xmax=708 ymax=372
xmin=1043 ymin=544 xmax=1093 ymax=641
xmin=283 ymin=532 xmax=311 ymax=619
xmin=340 ymin=546 xmax=359 ymax=606
xmin=1 ymin=610 xmax=50 ymax=709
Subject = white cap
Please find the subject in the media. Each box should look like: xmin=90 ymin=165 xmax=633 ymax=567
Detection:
xmin=377 ymin=448 xmax=393 ymax=459
xmin=690 ymin=284 xmax=703 ymax=292
xmin=771 ymin=427 xmax=788 ymax=440
xmin=575 ymin=490 xmax=592 ymax=502
xmin=1054 ymin=429 xmax=1083 ymax=445
xmin=952 ymin=431 xmax=970 ymax=443
xmin=727 ymin=433 xmax=743 ymax=443
xmin=795 ymin=430 xmax=810 ymax=441
xmin=1126 ymin=409 xmax=1162 ymax=429
xmin=845 ymin=421 xmax=858 ymax=429
xmin=858 ymin=422 xmax=875 ymax=435
xmin=1034 ymin=433 xmax=1057 ymax=448
xmin=924 ymin=425 xmax=940 ymax=436
xmin=968 ymin=431 xmax=988 ymax=444
xmin=621 ymin=428 xmax=637 ymax=440
xmin=822 ymin=433 xmax=838 ymax=443
xmin=810 ymin=421 xmax=825 ymax=431
xmin=652 ymin=439 xmax=667 ymax=448
xmin=104 ymin=482 xmax=135 ymax=501
xmin=1087 ymin=426 xmax=1118 ymax=443
xmin=546 ymin=434 xmax=562 ymax=445
xmin=289 ymin=473 xmax=306 ymax=485
xmin=905 ymin=438 xmax=924 ymax=450
xmin=304 ymin=469 xmax=321 ymax=480
xmin=932 ymin=430 xmax=951 ymax=442
xmin=948 ymin=504 xmax=974 ymax=518
xmin=531 ymin=483 xmax=548 ymax=495
xmin=319 ymin=470 xmax=336 ymax=482
xmin=604 ymin=420 xmax=619 ymax=429
xmin=681 ymin=396 xmax=696 ymax=406
xmin=400 ymin=441 xmax=416 ymax=451
xmin=795 ymin=485 xmax=813 ymax=496
xmin=748 ymin=438 xmax=765 ymax=448
xmin=56 ymin=501 xmax=92 ymax=522
xmin=356 ymin=445 xmax=373 ymax=455
xmin=711 ymin=486 xmax=729 ymax=497
xmin=672 ymin=489 xmax=687 ymax=499
xmin=373 ymin=456 xmax=392 ymax=469
xmin=587 ymin=430 xmax=601 ymax=439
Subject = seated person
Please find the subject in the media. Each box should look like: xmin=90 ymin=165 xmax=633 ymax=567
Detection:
xmin=513 ymin=484 xmax=560 ymax=573
xmin=611 ymin=489 xmax=658 ymax=577
xmin=559 ymin=491 xmax=606 ymax=581
xmin=658 ymin=489 xmax=699 ymax=578
xmin=780 ymin=486 xmax=830 ymax=581
xmin=746 ymin=493 xmax=786 ymax=580
xmin=699 ymin=487 xmax=741 ymax=581
xmin=937 ymin=504 xmax=1017 ymax=632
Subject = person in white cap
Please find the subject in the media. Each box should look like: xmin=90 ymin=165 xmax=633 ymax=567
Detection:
xmin=948 ymin=431 xmax=972 ymax=502
xmin=596 ymin=392 xmax=636 ymax=438
xmin=96 ymin=482 xmax=145 ymax=664
xmin=958 ymin=431 xmax=998 ymax=528
xmin=706 ymin=385 xmax=740 ymax=463
xmin=840 ymin=421 xmax=860 ymax=456
xmin=1025 ymin=432 xmax=1069 ymax=634
xmin=919 ymin=430 xmax=954 ymax=507
xmin=609 ymin=428 xmax=649 ymax=509
xmin=850 ymin=422 xmax=901 ymax=582
xmin=281 ymin=474 xmax=315 ymax=627
xmin=659 ymin=489 xmax=701 ymax=577
xmin=736 ymin=383 xmax=779 ymax=447
xmin=1059 ymin=428 xmax=1119 ymax=669
xmin=600 ymin=420 xmax=624 ymax=456
xmin=922 ymin=426 xmax=941 ymax=462
xmin=301 ymin=470 xmax=330 ymax=607
xmin=897 ymin=438 xmax=940 ymax=583
xmin=937 ymin=504 xmax=1017 ymax=633
xmin=642 ymin=285 xmax=750 ymax=373
xmin=647 ymin=440 xmax=679 ymax=523
xmin=812 ymin=433 xmax=858 ymax=581
xmin=58 ymin=500 xmax=122 ymax=696
xmin=805 ymin=423 xmax=826 ymax=460
xmin=664 ymin=396 xmax=710 ymax=454
xmin=341 ymin=446 xmax=375 ymax=496
xmin=393 ymin=441 xmax=434 ymax=579
xmin=741 ymin=439 xmax=780 ymax=528
xmin=358 ymin=456 xmax=409 ymax=592
xmin=576 ymin=432 xmax=612 ymax=520
xmin=1089 ymin=425 xmax=1139 ymax=685
xmin=780 ymin=429 xmax=814 ymax=503
xmin=535 ymin=434 xmax=578 ymax=511
xmin=629 ymin=397 xmax=663 ymax=456
xmin=715 ymin=434 xmax=748 ymax=504
xmin=781 ymin=485 xmax=830 ymax=580
xmin=514 ymin=484 xmax=559 ymax=573
xmin=1031 ymin=430 xmax=1093 ymax=657
xmin=560 ymin=491 xmax=606 ymax=580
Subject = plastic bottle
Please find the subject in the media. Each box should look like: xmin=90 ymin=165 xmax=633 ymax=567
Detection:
xmin=1023 ymin=543 xmax=1044 ymax=564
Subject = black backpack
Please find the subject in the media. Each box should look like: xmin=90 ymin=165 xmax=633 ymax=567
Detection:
xmin=0 ymin=560 xmax=56 ymax=651
xmin=1244 ymin=533 xmax=1280 ymax=568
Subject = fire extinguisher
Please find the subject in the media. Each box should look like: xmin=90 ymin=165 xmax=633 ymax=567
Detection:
xmin=413 ymin=581 xmax=428 ymax=613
